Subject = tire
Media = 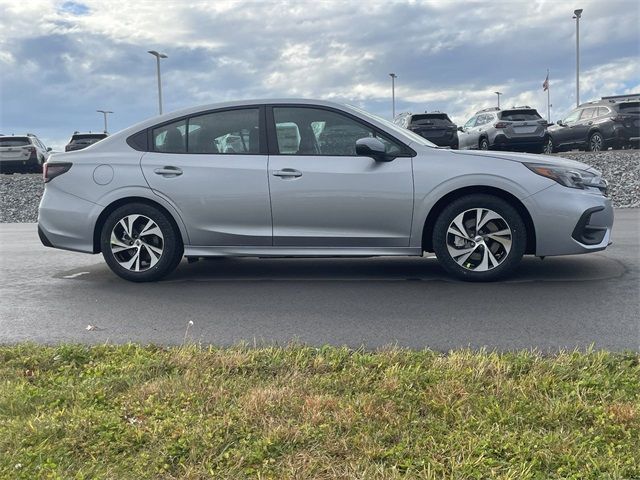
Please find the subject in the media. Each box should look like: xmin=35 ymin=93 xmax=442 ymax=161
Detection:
xmin=588 ymin=132 xmax=604 ymax=152
xmin=479 ymin=137 xmax=490 ymax=150
xmin=432 ymin=194 xmax=526 ymax=281
xmin=100 ymin=203 xmax=183 ymax=282
xmin=542 ymin=136 xmax=554 ymax=154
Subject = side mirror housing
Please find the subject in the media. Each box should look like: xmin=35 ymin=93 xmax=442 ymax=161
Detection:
xmin=556 ymin=120 xmax=564 ymax=126
xmin=46 ymin=147 xmax=53 ymax=152
xmin=355 ymin=137 xmax=394 ymax=162
xmin=457 ymin=126 xmax=464 ymax=132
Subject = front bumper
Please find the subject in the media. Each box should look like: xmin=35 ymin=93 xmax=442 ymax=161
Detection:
xmin=523 ymin=184 xmax=613 ymax=257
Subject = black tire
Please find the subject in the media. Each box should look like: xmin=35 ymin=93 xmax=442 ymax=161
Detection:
xmin=100 ymin=203 xmax=183 ymax=282
xmin=588 ymin=131 xmax=604 ymax=152
xmin=432 ymin=194 xmax=526 ymax=281
xmin=479 ymin=137 xmax=490 ymax=150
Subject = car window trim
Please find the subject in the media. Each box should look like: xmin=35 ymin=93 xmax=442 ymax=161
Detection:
xmin=129 ymin=105 xmax=268 ymax=154
xmin=265 ymin=104 xmax=416 ymax=157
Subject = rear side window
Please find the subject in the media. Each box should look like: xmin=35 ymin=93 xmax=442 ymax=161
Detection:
xmin=499 ymin=110 xmax=542 ymax=121
xmin=597 ymin=107 xmax=611 ymax=116
xmin=475 ymin=114 xmax=493 ymax=126
xmin=579 ymin=108 xmax=596 ymax=120
xmin=153 ymin=119 xmax=187 ymax=153
xmin=0 ymin=137 xmax=31 ymax=146
xmin=187 ymin=108 xmax=260 ymax=154
xmin=618 ymin=102 xmax=640 ymax=114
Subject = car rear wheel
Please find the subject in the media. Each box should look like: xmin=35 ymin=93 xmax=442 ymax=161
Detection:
xmin=432 ymin=194 xmax=526 ymax=281
xmin=588 ymin=132 xmax=604 ymax=152
xmin=479 ymin=138 xmax=490 ymax=150
xmin=543 ymin=137 xmax=554 ymax=154
xmin=100 ymin=203 xmax=183 ymax=282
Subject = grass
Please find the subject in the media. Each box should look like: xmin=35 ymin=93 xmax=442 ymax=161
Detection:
xmin=0 ymin=344 xmax=638 ymax=479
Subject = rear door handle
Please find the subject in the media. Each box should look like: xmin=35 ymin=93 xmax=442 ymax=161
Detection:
xmin=154 ymin=166 xmax=183 ymax=176
xmin=272 ymin=168 xmax=302 ymax=178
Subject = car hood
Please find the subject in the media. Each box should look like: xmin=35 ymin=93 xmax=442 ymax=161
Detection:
xmin=448 ymin=149 xmax=599 ymax=174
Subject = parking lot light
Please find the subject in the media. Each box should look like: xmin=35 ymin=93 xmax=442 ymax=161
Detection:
xmin=573 ymin=8 xmax=583 ymax=107
xmin=389 ymin=73 xmax=397 ymax=119
xmin=495 ymin=91 xmax=502 ymax=109
xmin=96 ymin=110 xmax=113 ymax=134
xmin=148 ymin=50 xmax=168 ymax=115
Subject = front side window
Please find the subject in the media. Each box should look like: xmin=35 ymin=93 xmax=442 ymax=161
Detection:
xmin=188 ymin=108 xmax=260 ymax=154
xmin=563 ymin=109 xmax=581 ymax=124
xmin=272 ymin=107 xmax=405 ymax=156
xmin=463 ymin=116 xmax=477 ymax=129
xmin=153 ymin=119 xmax=187 ymax=153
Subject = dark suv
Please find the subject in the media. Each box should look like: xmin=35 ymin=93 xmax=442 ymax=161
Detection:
xmin=393 ymin=112 xmax=458 ymax=148
xmin=458 ymin=107 xmax=549 ymax=153
xmin=64 ymin=132 xmax=108 ymax=152
xmin=546 ymin=96 xmax=640 ymax=152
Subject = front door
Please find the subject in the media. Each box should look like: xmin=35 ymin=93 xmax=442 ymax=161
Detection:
xmin=140 ymin=107 xmax=272 ymax=246
xmin=458 ymin=115 xmax=478 ymax=149
xmin=267 ymin=105 xmax=414 ymax=247
xmin=554 ymin=108 xmax=582 ymax=149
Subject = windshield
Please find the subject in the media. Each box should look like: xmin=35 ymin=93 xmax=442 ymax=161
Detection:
xmin=346 ymin=104 xmax=437 ymax=148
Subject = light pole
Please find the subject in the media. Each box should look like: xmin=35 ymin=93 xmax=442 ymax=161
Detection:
xmin=494 ymin=91 xmax=502 ymax=109
xmin=389 ymin=73 xmax=397 ymax=119
xmin=573 ymin=8 xmax=583 ymax=107
xmin=96 ymin=110 xmax=113 ymax=133
xmin=148 ymin=50 xmax=168 ymax=115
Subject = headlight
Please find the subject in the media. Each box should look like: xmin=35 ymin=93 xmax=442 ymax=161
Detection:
xmin=524 ymin=163 xmax=607 ymax=194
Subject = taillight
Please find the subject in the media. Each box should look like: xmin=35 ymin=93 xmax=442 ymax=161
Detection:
xmin=494 ymin=122 xmax=509 ymax=129
xmin=43 ymin=162 xmax=72 ymax=183
xmin=27 ymin=146 xmax=36 ymax=154
xmin=611 ymin=115 xmax=632 ymax=123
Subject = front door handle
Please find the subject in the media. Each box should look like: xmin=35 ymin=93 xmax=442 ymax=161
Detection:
xmin=272 ymin=168 xmax=302 ymax=178
xmin=154 ymin=166 xmax=183 ymax=177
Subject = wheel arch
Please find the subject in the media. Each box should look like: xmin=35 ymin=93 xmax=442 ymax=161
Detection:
xmin=421 ymin=186 xmax=536 ymax=254
xmin=93 ymin=196 xmax=186 ymax=253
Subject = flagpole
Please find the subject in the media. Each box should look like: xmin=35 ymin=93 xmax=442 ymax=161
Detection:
xmin=547 ymin=69 xmax=551 ymax=123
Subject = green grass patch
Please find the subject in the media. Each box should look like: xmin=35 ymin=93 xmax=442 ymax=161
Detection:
xmin=0 ymin=344 xmax=638 ymax=479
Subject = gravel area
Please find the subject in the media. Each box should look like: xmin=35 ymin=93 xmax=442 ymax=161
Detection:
xmin=1 ymin=150 xmax=638 ymax=222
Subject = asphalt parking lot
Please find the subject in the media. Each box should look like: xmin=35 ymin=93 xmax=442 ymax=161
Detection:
xmin=0 ymin=209 xmax=638 ymax=351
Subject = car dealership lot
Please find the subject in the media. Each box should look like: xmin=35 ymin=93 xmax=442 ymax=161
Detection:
xmin=1 ymin=208 xmax=637 ymax=350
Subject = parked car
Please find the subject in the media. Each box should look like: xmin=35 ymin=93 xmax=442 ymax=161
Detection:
xmin=0 ymin=133 xmax=50 ymax=173
xmin=546 ymin=97 xmax=640 ymax=153
xmin=64 ymin=132 xmax=108 ymax=152
xmin=394 ymin=112 xmax=458 ymax=149
xmin=38 ymin=99 xmax=612 ymax=283
xmin=458 ymin=106 xmax=549 ymax=153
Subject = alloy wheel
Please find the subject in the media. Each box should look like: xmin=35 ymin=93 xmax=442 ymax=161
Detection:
xmin=446 ymin=208 xmax=512 ymax=271
xmin=543 ymin=138 xmax=553 ymax=154
xmin=589 ymin=133 xmax=603 ymax=152
xmin=110 ymin=214 xmax=164 ymax=272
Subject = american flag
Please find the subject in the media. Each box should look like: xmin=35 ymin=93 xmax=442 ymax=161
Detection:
xmin=543 ymin=73 xmax=549 ymax=91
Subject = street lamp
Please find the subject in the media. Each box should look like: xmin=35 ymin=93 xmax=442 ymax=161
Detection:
xmin=573 ymin=8 xmax=583 ymax=107
xmin=96 ymin=110 xmax=113 ymax=134
xmin=148 ymin=50 xmax=168 ymax=115
xmin=389 ymin=73 xmax=397 ymax=119
xmin=494 ymin=91 xmax=502 ymax=109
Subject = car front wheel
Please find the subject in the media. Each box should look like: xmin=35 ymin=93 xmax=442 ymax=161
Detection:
xmin=100 ymin=203 xmax=183 ymax=282
xmin=432 ymin=194 xmax=526 ymax=281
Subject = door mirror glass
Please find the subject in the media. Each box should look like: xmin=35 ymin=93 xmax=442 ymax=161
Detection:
xmin=356 ymin=137 xmax=393 ymax=162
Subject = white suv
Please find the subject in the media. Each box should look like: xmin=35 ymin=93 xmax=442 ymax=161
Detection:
xmin=0 ymin=133 xmax=50 ymax=173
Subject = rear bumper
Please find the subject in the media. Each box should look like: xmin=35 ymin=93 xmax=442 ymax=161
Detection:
xmin=38 ymin=184 xmax=98 ymax=253
xmin=490 ymin=133 xmax=546 ymax=150
xmin=523 ymin=184 xmax=613 ymax=256
xmin=0 ymin=156 xmax=40 ymax=168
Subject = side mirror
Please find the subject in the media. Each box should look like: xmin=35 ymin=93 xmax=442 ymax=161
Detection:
xmin=556 ymin=120 xmax=564 ymax=126
xmin=46 ymin=147 xmax=52 ymax=152
xmin=355 ymin=137 xmax=394 ymax=162
xmin=457 ymin=126 xmax=464 ymax=132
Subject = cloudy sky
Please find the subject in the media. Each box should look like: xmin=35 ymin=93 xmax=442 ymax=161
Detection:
xmin=1 ymin=0 xmax=638 ymax=149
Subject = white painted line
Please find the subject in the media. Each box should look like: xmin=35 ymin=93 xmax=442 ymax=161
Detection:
xmin=63 ymin=271 xmax=90 ymax=279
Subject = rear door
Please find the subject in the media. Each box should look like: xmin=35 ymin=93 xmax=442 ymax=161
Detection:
xmin=140 ymin=106 xmax=272 ymax=246
xmin=267 ymin=105 xmax=414 ymax=247
xmin=574 ymin=107 xmax=597 ymax=146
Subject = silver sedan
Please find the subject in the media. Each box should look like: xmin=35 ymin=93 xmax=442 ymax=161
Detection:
xmin=38 ymin=99 xmax=613 ymax=282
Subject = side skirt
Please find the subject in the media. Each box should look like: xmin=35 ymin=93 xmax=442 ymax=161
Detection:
xmin=183 ymin=246 xmax=423 ymax=258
